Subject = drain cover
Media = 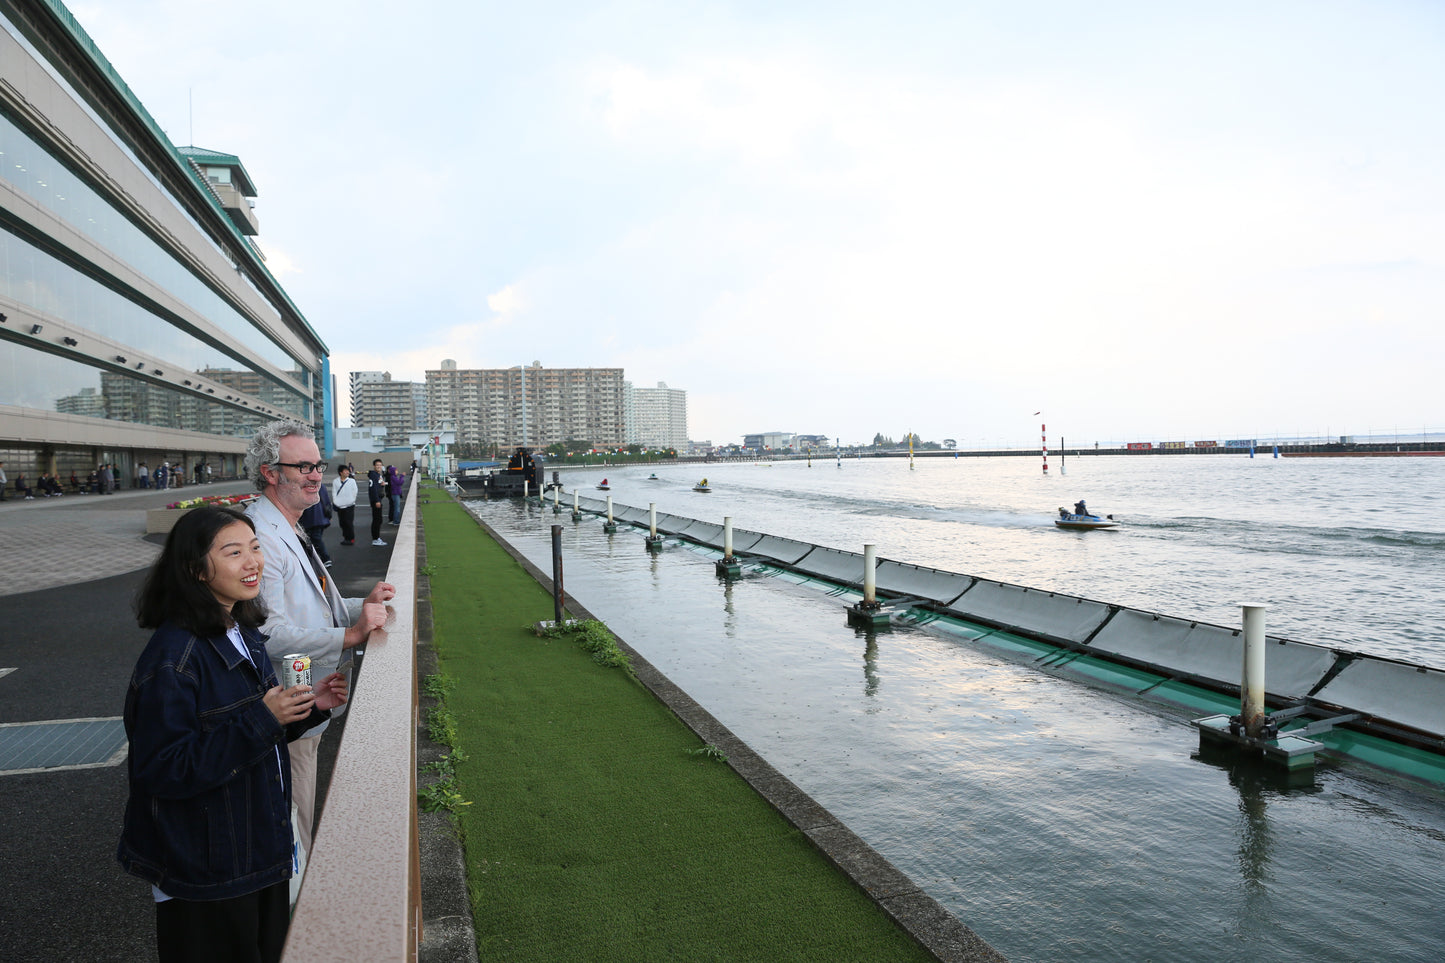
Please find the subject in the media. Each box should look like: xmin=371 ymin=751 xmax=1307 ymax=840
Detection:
xmin=0 ymin=718 xmax=127 ymax=775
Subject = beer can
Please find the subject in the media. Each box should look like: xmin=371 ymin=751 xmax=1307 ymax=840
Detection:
xmin=282 ymin=654 xmax=312 ymax=689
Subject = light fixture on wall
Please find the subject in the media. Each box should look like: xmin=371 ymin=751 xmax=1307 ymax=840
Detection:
xmin=115 ymin=355 xmax=127 ymax=363
xmin=0 ymin=313 xmax=8 ymax=323
xmin=63 ymin=336 xmax=78 ymax=346
xmin=30 ymin=323 xmax=43 ymax=335
xmin=135 ymin=361 xmax=146 ymax=370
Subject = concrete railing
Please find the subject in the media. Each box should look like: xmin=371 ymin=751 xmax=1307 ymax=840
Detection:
xmin=282 ymin=472 xmax=421 ymax=962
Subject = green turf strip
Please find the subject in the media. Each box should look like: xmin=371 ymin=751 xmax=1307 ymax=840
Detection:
xmin=420 ymin=495 xmax=937 ymax=962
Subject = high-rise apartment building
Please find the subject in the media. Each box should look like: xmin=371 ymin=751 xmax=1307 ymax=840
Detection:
xmin=1 ymin=2 xmax=328 ymax=479
xmin=625 ymin=381 xmax=688 ymax=450
xmin=427 ymin=360 xmax=624 ymax=451
xmin=350 ymin=371 xmax=426 ymax=446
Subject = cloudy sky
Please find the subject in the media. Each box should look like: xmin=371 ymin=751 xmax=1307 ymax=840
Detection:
xmin=71 ymin=0 xmax=1443 ymax=447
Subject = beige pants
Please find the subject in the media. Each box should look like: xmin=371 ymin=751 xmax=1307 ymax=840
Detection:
xmin=289 ymin=734 xmax=320 ymax=855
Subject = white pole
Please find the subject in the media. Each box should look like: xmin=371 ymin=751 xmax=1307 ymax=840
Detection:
xmin=724 ymin=515 xmax=734 ymax=559
xmin=573 ymin=490 xmax=579 ymax=513
xmin=1241 ymin=604 xmax=1267 ymax=737
xmin=863 ymin=543 xmax=877 ymax=605
xmin=649 ymin=502 xmax=658 ymax=539
xmin=524 ymin=480 xmax=529 ymax=499
xmin=552 ymin=485 xmax=559 ymax=508
xmin=606 ymin=495 xmax=614 ymax=524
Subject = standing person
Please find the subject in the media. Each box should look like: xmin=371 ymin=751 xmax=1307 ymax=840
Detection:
xmin=0 ymin=461 xmax=7 ymax=501
xmin=137 ymin=462 xmax=150 ymax=489
xmin=385 ymin=464 xmax=404 ymax=524
xmin=367 ymin=459 xmax=387 ymax=547
xmin=331 ymin=465 xmax=358 ymax=546
xmin=242 ymin=420 xmax=392 ymax=853
xmin=299 ymin=477 xmax=334 ymax=567
xmin=101 ymin=463 xmax=115 ymax=494
xmin=117 ymin=506 xmax=348 ymax=963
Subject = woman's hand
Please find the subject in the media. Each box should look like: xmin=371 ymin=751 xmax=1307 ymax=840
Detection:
xmin=263 ymin=684 xmax=316 ymax=724
xmin=311 ymin=672 xmax=349 ymax=711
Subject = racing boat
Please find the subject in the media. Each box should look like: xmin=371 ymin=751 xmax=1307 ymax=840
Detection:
xmin=693 ymin=478 xmax=711 ymax=492
xmin=1056 ymin=507 xmax=1118 ymax=530
xmin=596 ymin=478 xmax=610 ymax=490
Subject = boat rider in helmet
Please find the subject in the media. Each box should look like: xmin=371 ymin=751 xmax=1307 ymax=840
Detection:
xmin=1074 ymin=499 xmax=1088 ymax=516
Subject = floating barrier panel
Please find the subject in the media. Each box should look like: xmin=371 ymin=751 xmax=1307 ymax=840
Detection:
xmin=1312 ymin=660 xmax=1445 ymax=738
xmin=672 ymin=519 xmax=729 ymax=548
xmin=794 ymin=546 xmax=865 ymax=585
xmin=736 ymin=530 xmax=816 ymax=566
xmin=654 ymin=512 xmax=694 ymax=535
xmin=875 ymin=561 xmax=973 ymax=605
xmin=1088 ymin=609 xmax=1335 ymax=698
xmin=946 ymin=580 xmax=1113 ymax=644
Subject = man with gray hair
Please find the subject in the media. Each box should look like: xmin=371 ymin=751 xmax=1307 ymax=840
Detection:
xmin=243 ymin=420 xmax=393 ymax=854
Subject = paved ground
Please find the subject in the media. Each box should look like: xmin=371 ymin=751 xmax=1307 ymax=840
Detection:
xmin=0 ymin=482 xmax=399 ymax=961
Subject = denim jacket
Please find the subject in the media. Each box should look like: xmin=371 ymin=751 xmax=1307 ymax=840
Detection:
xmin=117 ymin=621 xmax=326 ymax=901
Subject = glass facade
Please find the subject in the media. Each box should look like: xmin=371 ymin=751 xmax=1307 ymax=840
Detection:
xmin=0 ymin=110 xmax=310 ymax=388
xmin=0 ymin=339 xmax=269 ymax=438
xmin=0 ymin=228 xmax=309 ymax=420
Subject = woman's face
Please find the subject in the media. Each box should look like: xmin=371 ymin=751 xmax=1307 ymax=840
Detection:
xmin=203 ymin=520 xmax=264 ymax=612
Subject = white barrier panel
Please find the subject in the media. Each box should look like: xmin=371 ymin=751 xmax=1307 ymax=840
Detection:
xmin=1313 ymin=659 xmax=1445 ymax=737
xmin=793 ymin=546 xmax=865 ymax=585
xmin=875 ymin=561 xmax=974 ymax=605
xmin=613 ymin=504 xmax=650 ymax=524
xmin=1087 ymin=609 xmax=1336 ymax=697
xmin=736 ymin=530 xmax=816 ymax=565
xmin=946 ymin=580 xmax=1113 ymax=644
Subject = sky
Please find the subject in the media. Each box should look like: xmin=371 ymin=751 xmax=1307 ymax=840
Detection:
xmin=69 ymin=0 xmax=1445 ymax=448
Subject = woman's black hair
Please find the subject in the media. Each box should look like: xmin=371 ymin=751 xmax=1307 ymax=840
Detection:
xmin=135 ymin=506 xmax=267 ymax=635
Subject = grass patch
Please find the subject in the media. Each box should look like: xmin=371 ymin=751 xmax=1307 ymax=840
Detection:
xmin=421 ymin=494 xmax=936 ymax=963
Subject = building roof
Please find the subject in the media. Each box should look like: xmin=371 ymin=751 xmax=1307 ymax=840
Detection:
xmin=177 ymin=146 xmax=259 ymax=196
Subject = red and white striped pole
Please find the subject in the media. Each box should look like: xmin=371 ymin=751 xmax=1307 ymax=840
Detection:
xmin=1041 ymin=421 xmax=1048 ymax=474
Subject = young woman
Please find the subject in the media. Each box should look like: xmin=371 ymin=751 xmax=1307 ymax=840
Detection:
xmin=118 ymin=506 xmax=347 ymax=963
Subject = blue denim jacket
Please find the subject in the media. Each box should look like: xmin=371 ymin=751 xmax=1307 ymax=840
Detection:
xmin=117 ymin=621 xmax=326 ymax=901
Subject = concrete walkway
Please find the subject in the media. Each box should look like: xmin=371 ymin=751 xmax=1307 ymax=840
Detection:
xmin=0 ymin=483 xmax=399 ymax=961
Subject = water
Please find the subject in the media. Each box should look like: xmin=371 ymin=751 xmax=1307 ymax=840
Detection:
xmin=560 ymin=455 xmax=1445 ymax=666
xmin=466 ymin=456 xmax=1445 ymax=962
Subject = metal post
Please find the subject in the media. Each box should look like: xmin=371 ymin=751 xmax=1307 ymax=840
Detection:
xmin=606 ymin=495 xmax=614 ymax=524
xmin=551 ymin=524 xmax=564 ymax=625
xmin=524 ymin=480 xmax=529 ymax=500
xmin=723 ymin=516 xmax=734 ymax=560
xmin=1241 ymin=604 xmax=1267 ymax=737
xmin=649 ymin=502 xmax=658 ymax=539
xmin=863 ymin=544 xmax=877 ymax=606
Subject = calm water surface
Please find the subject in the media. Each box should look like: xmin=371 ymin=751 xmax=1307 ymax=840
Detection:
xmin=467 ymin=456 xmax=1445 ymax=962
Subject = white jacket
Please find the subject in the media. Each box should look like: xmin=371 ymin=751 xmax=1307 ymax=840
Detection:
xmin=245 ymin=494 xmax=363 ymax=735
xmin=331 ymin=475 xmax=358 ymax=509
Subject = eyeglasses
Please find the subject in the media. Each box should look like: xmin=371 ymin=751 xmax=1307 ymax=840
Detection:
xmin=273 ymin=461 xmax=329 ymax=475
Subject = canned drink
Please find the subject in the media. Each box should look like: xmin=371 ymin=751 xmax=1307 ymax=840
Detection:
xmin=282 ymin=654 xmax=312 ymax=690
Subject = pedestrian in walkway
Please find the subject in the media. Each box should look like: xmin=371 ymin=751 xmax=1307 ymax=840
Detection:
xmin=117 ymin=505 xmax=348 ymax=963
xmin=15 ymin=472 xmax=33 ymax=499
xmin=137 ymin=462 xmax=150 ymax=489
xmin=367 ymin=459 xmax=387 ymax=546
xmin=0 ymin=461 xmax=7 ymax=501
xmin=386 ymin=464 xmax=404 ymax=524
xmin=331 ymin=465 xmax=358 ymax=545
xmin=242 ymin=420 xmax=392 ymax=853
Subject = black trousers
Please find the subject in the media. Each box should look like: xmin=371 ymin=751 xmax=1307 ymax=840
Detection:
xmin=155 ymin=880 xmax=289 ymax=963
xmin=336 ymin=505 xmax=355 ymax=543
xmin=370 ymin=500 xmax=384 ymax=540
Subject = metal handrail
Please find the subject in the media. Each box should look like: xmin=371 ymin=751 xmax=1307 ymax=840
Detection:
xmin=282 ymin=472 xmax=420 ymax=961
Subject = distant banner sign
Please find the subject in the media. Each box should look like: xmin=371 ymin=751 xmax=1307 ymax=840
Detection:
xmin=1194 ymin=440 xmax=1218 ymax=448
xmin=1224 ymin=439 xmax=1257 ymax=448
xmin=1160 ymin=441 xmax=1188 ymax=449
xmin=1126 ymin=442 xmax=1154 ymax=450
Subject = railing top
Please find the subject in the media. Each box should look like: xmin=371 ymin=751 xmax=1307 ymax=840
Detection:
xmin=282 ymin=473 xmax=419 ymax=962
